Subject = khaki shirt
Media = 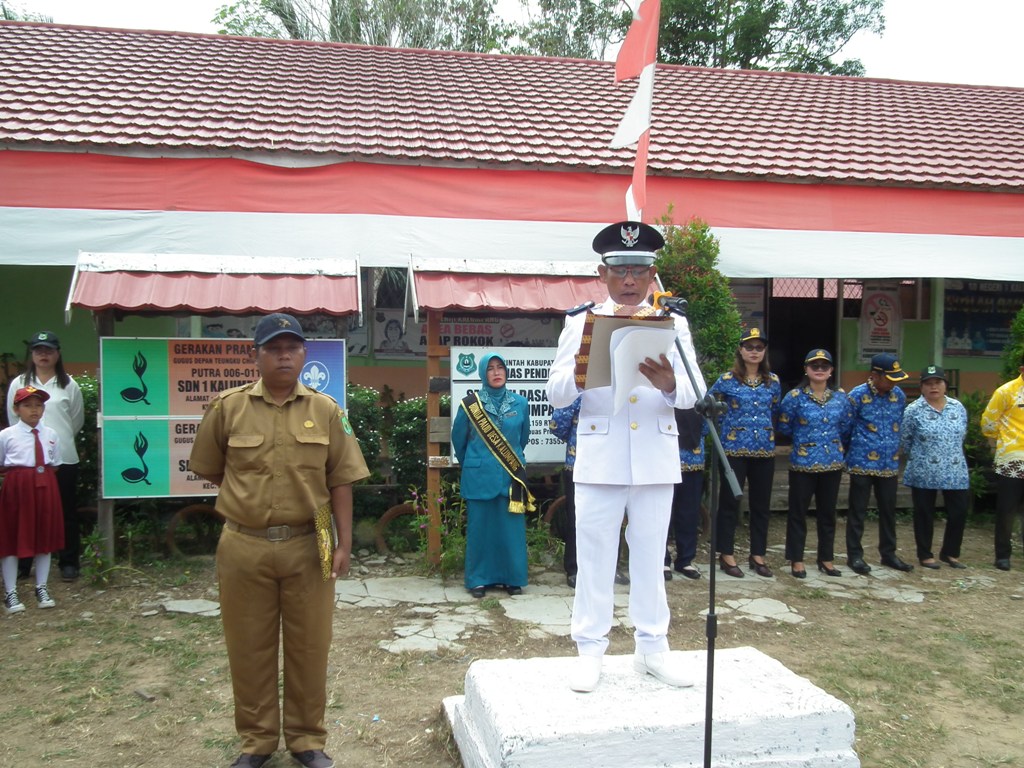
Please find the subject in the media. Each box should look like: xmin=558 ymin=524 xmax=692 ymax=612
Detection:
xmin=189 ymin=379 xmax=369 ymax=527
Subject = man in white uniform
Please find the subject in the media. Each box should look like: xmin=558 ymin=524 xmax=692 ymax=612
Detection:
xmin=546 ymin=221 xmax=702 ymax=692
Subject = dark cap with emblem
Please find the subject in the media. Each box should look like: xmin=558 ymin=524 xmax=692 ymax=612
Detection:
xmin=920 ymin=364 xmax=946 ymax=383
xmin=29 ymin=331 xmax=60 ymax=349
xmin=804 ymin=348 xmax=833 ymax=365
xmin=253 ymin=313 xmax=306 ymax=346
xmin=592 ymin=221 xmax=664 ymax=267
xmin=870 ymin=352 xmax=909 ymax=382
xmin=741 ymin=327 xmax=768 ymax=345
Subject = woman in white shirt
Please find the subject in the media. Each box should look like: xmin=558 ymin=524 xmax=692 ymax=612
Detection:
xmin=6 ymin=331 xmax=84 ymax=581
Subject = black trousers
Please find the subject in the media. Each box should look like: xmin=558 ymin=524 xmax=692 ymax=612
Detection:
xmin=846 ymin=473 xmax=899 ymax=561
xmin=994 ymin=474 xmax=1024 ymax=561
xmin=785 ymin=469 xmax=841 ymax=563
xmin=716 ymin=455 xmax=775 ymax=557
xmin=910 ymin=487 xmax=969 ymax=561
xmin=665 ymin=470 xmax=704 ymax=569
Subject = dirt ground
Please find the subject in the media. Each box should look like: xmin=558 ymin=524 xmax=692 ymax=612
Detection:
xmin=2 ymin=517 xmax=1022 ymax=768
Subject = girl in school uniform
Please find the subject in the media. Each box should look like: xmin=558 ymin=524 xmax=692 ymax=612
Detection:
xmin=1 ymin=386 xmax=64 ymax=614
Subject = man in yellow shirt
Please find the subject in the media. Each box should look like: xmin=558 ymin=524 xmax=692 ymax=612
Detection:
xmin=190 ymin=313 xmax=369 ymax=768
xmin=980 ymin=358 xmax=1024 ymax=571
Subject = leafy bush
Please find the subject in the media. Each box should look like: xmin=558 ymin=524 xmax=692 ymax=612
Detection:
xmin=389 ymin=394 xmax=451 ymax=489
xmin=345 ymin=382 xmax=385 ymax=482
xmin=654 ymin=216 xmax=742 ymax=385
xmin=959 ymin=389 xmax=996 ymax=514
xmin=1001 ymin=305 xmax=1024 ymax=382
xmin=74 ymin=374 xmax=99 ymax=507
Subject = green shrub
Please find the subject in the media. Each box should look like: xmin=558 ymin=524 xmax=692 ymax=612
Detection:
xmin=75 ymin=374 xmax=99 ymax=507
xmin=654 ymin=215 xmax=742 ymax=385
xmin=1001 ymin=305 xmax=1024 ymax=382
xmin=345 ymin=382 xmax=385 ymax=482
xmin=389 ymin=394 xmax=451 ymax=489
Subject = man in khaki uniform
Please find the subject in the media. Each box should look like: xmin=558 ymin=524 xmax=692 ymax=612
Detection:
xmin=190 ymin=313 xmax=369 ymax=768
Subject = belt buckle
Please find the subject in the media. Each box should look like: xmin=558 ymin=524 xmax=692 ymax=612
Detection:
xmin=266 ymin=525 xmax=291 ymax=542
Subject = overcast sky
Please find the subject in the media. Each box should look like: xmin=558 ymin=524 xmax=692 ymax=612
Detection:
xmin=25 ymin=0 xmax=1024 ymax=88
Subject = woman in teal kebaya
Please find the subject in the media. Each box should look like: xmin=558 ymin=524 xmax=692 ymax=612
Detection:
xmin=452 ymin=353 xmax=531 ymax=598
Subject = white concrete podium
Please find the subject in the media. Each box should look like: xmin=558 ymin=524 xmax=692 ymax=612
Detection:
xmin=443 ymin=646 xmax=859 ymax=768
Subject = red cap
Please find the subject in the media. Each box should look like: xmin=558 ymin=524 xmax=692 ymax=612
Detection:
xmin=13 ymin=386 xmax=49 ymax=405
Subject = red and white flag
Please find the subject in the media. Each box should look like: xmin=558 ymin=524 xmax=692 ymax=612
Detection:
xmin=611 ymin=0 xmax=661 ymax=219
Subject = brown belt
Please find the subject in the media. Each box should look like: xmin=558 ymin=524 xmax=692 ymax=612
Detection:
xmin=224 ymin=519 xmax=315 ymax=541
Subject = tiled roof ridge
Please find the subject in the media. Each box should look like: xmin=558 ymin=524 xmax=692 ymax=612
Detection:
xmin=5 ymin=18 xmax=1022 ymax=92
xmin=2 ymin=20 xmax=1023 ymax=190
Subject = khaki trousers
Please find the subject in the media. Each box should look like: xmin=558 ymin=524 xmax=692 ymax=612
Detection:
xmin=217 ymin=526 xmax=335 ymax=754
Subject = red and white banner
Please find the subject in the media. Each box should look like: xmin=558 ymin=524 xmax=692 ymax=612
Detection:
xmin=611 ymin=0 xmax=662 ymax=220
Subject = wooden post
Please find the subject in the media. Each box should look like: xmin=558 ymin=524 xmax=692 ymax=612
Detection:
xmin=425 ymin=310 xmax=444 ymax=565
xmin=94 ymin=310 xmax=116 ymax=561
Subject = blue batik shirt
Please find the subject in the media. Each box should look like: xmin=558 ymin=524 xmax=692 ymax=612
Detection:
xmin=709 ymin=371 xmax=782 ymax=457
xmin=900 ymin=396 xmax=970 ymax=490
xmin=777 ymin=387 xmax=854 ymax=472
xmin=681 ymin=417 xmax=709 ymax=472
xmin=548 ymin=397 xmax=581 ymax=470
xmin=846 ymin=381 xmax=906 ymax=476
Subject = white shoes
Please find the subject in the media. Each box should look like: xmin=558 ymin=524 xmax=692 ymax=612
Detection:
xmin=569 ymin=655 xmax=603 ymax=693
xmin=633 ymin=651 xmax=694 ymax=688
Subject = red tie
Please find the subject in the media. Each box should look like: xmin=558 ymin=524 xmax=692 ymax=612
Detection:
xmin=32 ymin=428 xmax=46 ymax=487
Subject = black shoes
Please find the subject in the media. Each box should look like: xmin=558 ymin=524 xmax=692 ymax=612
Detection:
xmin=790 ymin=564 xmax=807 ymax=579
xmin=939 ymin=555 xmax=967 ymax=569
xmin=881 ymin=556 xmax=914 ymax=572
xmin=566 ymin=573 xmax=577 ymax=588
xmin=816 ymin=560 xmax=842 ymax=577
xmin=291 ymin=750 xmax=335 ymax=768
xmin=675 ymin=564 xmax=701 ymax=580
xmin=505 ymin=585 xmax=523 ymax=596
xmin=60 ymin=565 xmax=79 ymax=582
xmin=919 ymin=559 xmax=941 ymax=570
xmin=469 ymin=586 xmax=486 ymax=598
xmin=748 ymin=556 xmax=773 ymax=578
xmin=719 ymin=555 xmax=744 ymax=578
xmin=663 ymin=566 xmax=673 ymax=581
xmin=230 ymin=754 xmax=272 ymax=768
xmin=849 ymin=558 xmax=872 ymax=575
xmin=995 ymin=559 xmax=1011 ymax=571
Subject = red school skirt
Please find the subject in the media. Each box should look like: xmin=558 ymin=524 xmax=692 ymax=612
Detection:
xmin=0 ymin=466 xmax=65 ymax=558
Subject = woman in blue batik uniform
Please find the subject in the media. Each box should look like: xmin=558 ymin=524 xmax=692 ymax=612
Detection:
xmin=777 ymin=349 xmax=854 ymax=579
xmin=452 ymin=353 xmax=531 ymax=598
xmin=708 ymin=328 xmax=781 ymax=578
xmin=901 ymin=365 xmax=970 ymax=569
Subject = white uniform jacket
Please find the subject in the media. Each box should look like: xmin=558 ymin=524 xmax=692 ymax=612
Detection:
xmin=546 ymin=298 xmax=703 ymax=486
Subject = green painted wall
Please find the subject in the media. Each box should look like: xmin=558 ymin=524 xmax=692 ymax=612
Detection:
xmin=0 ymin=266 xmax=177 ymax=375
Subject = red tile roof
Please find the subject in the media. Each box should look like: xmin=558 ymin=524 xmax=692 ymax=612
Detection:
xmin=1 ymin=20 xmax=1023 ymax=191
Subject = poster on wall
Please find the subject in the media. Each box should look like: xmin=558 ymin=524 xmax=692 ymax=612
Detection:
xmin=731 ymin=283 xmax=766 ymax=333
xmin=448 ymin=347 xmax=562 ymax=466
xmin=858 ymin=282 xmax=902 ymax=361
xmin=943 ymin=280 xmax=1024 ymax=357
xmin=99 ymin=337 xmax=346 ymax=498
xmin=374 ymin=310 xmax=561 ymax=358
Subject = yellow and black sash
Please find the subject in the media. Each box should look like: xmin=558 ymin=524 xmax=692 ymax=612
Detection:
xmin=460 ymin=392 xmax=536 ymax=514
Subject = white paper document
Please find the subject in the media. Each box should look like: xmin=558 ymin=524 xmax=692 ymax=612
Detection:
xmin=609 ymin=326 xmax=678 ymax=414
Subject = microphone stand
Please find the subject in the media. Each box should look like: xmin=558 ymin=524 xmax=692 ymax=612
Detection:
xmin=658 ymin=297 xmax=742 ymax=768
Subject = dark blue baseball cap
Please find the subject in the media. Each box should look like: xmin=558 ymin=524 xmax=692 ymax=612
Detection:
xmin=253 ymin=313 xmax=306 ymax=346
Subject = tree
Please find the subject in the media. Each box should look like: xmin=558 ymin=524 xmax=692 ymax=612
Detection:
xmin=214 ymin=0 xmax=509 ymax=52
xmin=653 ymin=214 xmax=741 ymax=385
xmin=658 ymin=0 xmax=885 ymax=75
xmin=504 ymin=0 xmax=628 ymax=59
xmin=1 ymin=1 xmax=51 ymax=21
xmin=1000 ymin=305 xmax=1024 ymax=383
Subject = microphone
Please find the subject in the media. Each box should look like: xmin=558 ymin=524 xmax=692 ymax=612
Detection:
xmin=565 ymin=300 xmax=596 ymax=316
xmin=651 ymin=290 xmax=688 ymax=314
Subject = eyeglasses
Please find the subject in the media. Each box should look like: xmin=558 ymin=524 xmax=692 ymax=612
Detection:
xmin=741 ymin=344 xmax=766 ymax=353
xmin=606 ymin=266 xmax=653 ymax=279
xmin=807 ymin=362 xmax=832 ymax=371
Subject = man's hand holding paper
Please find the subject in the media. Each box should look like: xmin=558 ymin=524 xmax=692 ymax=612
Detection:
xmin=609 ymin=325 xmax=679 ymax=414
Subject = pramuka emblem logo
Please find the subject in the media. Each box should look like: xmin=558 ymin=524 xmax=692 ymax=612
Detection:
xmin=620 ymin=225 xmax=640 ymax=247
xmin=121 ymin=432 xmax=151 ymax=486
xmin=120 ymin=351 xmax=151 ymax=405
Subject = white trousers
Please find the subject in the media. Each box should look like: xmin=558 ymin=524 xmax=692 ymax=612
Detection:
xmin=571 ymin=483 xmax=673 ymax=656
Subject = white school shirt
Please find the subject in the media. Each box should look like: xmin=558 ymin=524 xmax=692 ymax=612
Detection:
xmin=0 ymin=421 xmax=62 ymax=468
xmin=6 ymin=374 xmax=84 ymax=463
